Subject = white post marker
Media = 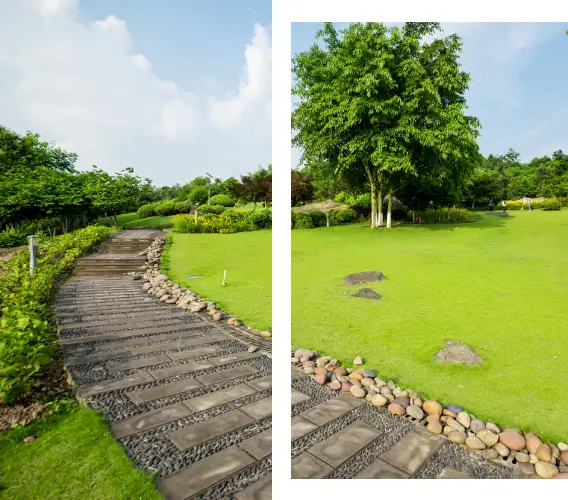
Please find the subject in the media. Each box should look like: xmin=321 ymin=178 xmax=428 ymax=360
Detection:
xmin=222 ymin=270 xmax=227 ymax=286
xmin=326 ymin=211 xmax=330 ymax=227
xmin=28 ymin=235 xmax=38 ymax=276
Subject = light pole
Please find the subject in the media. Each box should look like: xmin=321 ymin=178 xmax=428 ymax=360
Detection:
xmin=28 ymin=235 xmax=39 ymax=275
xmin=206 ymin=172 xmax=213 ymax=205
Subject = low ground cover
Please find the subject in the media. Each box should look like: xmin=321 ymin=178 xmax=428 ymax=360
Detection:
xmin=292 ymin=210 xmax=568 ymax=442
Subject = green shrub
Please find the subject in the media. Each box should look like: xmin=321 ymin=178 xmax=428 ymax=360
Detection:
xmin=249 ymin=210 xmax=272 ymax=229
xmin=154 ymin=200 xmax=176 ymax=216
xmin=208 ymin=194 xmax=234 ymax=207
xmin=291 ymin=211 xmax=297 ymax=229
xmin=294 ymin=212 xmax=314 ymax=229
xmin=542 ymin=198 xmax=561 ymax=211
xmin=414 ymin=207 xmax=470 ymax=223
xmin=198 ymin=204 xmax=226 ymax=215
xmin=0 ymin=225 xmax=118 ymax=402
xmin=137 ymin=203 xmax=156 ymax=219
xmin=307 ymin=210 xmax=327 ymax=227
xmin=188 ymin=186 xmax=209 ymax=205
xmin=330 ymin=208 xmax=358 ymax=225
xmin=0 ymin=228 xmax=27 ymax=248
xmin=174 ymin=201 xmax=191 ymax=214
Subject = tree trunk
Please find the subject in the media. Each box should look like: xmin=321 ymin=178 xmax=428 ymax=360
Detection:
xmin=412 ymin=211 xmax=415 ymax=223
xmin=370 ymin=181 xmax=377 ymax=228
xmin=377 ymin=187 xmax=383 ymax=227
xmin=386 ymin=193 xmax=393 ymax=228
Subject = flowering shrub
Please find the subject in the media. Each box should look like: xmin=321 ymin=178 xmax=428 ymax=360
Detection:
xmin=0 ymin=225 xmax=118 ymax=402
xmin=172 ymin=209 xmax=271 ymax=234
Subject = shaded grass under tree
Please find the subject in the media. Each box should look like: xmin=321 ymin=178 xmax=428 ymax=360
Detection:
xmin=292 ymin=210 xmax=568 ymax=442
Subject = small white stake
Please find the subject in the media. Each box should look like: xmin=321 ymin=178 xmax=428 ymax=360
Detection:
xmin=222 ymin=270 xmax=227 ymax=286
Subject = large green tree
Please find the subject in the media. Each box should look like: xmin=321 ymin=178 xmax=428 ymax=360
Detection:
xmin=292 ymin=22 xmax=480 ymax=227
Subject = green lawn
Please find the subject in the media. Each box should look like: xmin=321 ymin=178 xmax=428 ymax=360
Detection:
xmin=292 ymin=210 xmax=568 ymax=442
xmin=163 ymin=231 xmax=271 ymax=331
xmin=0 ymin=407 xmax=161 ymax=500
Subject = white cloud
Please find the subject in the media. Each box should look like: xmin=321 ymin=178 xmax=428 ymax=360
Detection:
xmin=209 ymin=24 xmax=272 ymax=131
xmin=0 ymin=1 xmax=271 ymax=184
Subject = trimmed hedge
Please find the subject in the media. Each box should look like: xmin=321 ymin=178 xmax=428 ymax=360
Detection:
xmin=292 ymin=208 xmax=358 ymax=229
xmin=208 ymin=194 xmax=235 ymax=207
xmin=542 ymin=198 xmax=561 ymax=211
xmin=0 ymin=225 xmax=119 ymax=402
xmin=137 ymin=200 xmax=193 ymax=218
xmin=197 ymin=204 xmax=226 ymax=215
xmin=173 ymin=209 xmax=272 ymax=234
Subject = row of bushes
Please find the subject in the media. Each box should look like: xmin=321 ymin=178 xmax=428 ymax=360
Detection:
xmin=292 ymin=209 xmax=359 ymax=229
xmin=137 ymin=199 xmax=192 ymax=219
xmin=0 ymin=225 xmax=118 ymax=402
xmin=173 ymin=209 xmax=272 ymax=234
xmin=412 ymin=207 xmax=470 ymax=223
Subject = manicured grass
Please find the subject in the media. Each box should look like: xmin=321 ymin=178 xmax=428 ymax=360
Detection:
xmin=292 ymin=210 xmax=568 ymax=442
xmin=163 ymin=231 xmax=271 ymax=331
xmin=0 ymin=407 xmax=161 ymax=500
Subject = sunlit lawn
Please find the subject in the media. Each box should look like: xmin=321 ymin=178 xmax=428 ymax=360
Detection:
xmin=0 ymin=407 xmax=161 ymax=500
xmin=164 ymin=231 xmax=271 ymax=331
xmin=292 ymin=210 xmax=568 ymax=442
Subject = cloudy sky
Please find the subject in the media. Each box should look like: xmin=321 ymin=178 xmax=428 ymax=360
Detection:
xmin=0 ymin=0 xmax=271 ymax=186
xmin=291 ymin=22 xmax=568 ymax=167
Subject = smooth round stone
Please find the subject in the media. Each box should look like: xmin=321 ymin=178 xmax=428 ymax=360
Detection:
xmin=477 ymin=429 xmax=499 ymax=447
xmin=314 ymin=367 xmax=327 ymax=376
xmin=366 ymin=390 xmax=377 ymax=401
xmin=380 ymin=386 xmax=392 ymax=397
xmin=425 ymin=414 xmax=440 ymax=424
xmin=413 ymin=398 xmax=423 ymax=408
xmin=294 ymin=349 xmax=315 ymax=360
xmin=470 ymin=419 xmax=485 ymax=433
xmin=398 ymin=390 xmax=409 ymax=398
xmin=385 ymin=393 xmax=395 ymax=402
xmin=346 ymin=368 xmax=353 ymax=374
xmin=387 ymin=380 xmax=396 ymax=390
xmin=213 ymin=312 xmax=223 ymax=321
xmin=391 ymin=397 xmax=410 ymax=409
xmin=560 ymin=465 xmax=568 ymax=473
xmin=495 ymin=442 xmax=510 ymax=457
xmin=374 ymin=378 xmax=386 ymax=387
xmin=536 ymin=444 xmax=552 ymax=462
xmin=482 ymin=449 xmax=499 ymax=460
xmin=561 ymin=451 xmax=568 ymax=465
xmin=443 ymin=425 xmax=454 ymax=436
xmin=370 ymin=394 xmax=388 ymax=407
xmin=550 ymin=443 xmax=560 ymax=459
xmin=341 ymin=381 xmax=352 ymax=392
xmin=448 ymin=431 xmax=467 ymax=445
xmin=518 ymin=463 xmax=536 ymax=476
xmin=406 ymin=405 xmax=424 ymax=420
xmin=393 ymin=388 xmax=402 ymax=397
xmin=466 ymin=437 xmax=486 ymax=450
xmin=446 ymin=418 xmax=465 ymax=433
xmin=447 ymin=404 xmax=463 ymax=413
xmin=443 ymin=409 xmax=457 ymax=418
xmin=361 ymin=377 xmax=374 ymax=387
xmin=349 ymin=372 xmax=363 ymax=381
xmin=303 ymin=363 xmax=316 ymax=375
xmin=535 ymin=461 xmax=558 ymax=479
xmin=529 ymin=453 xmax=539 ymax=464
xmin=515 ymin=452 xmax=530 ymax=463
xmin=457 ymin=412 xmax=471 ymax=428
xmin=440 ymin=416 xmax=448 ymax=423
xmin=353 ymin=368 xmax=366 ymax=375
xmin=315 ymin=373 xmax=327 ymax=385
xmin=328 ymin=380 xmax=341 ymax=390
xmin=350 ymin=385 xmax=366 ymax=398
xmin=291 ymin=357 xmax=299 ymax=363
xmin=423 ymin=400 xmax=443 ymax=416
xmin=388 ymin=403 xmax=406 ymax=416
xmin=525 ymin=433 xmax=543 ymax=454
xmin=486 ymin=422 xmax=501 ymax=433
xmin=552 ymin=473 xmax=568 ymax=479
xmin=350 ymin=378 xmax=362 ymax=387
xmin=362 ymin=370 xmax=376 ymax=378
xmin=336 ymin=375 xmax=349 ymax=383
xmin=427 ymin=421 xmax=443 ymax=434
xmin=334 ymin=367 xmax=347 ymax=376
xmin=558 ymin=443 xmax=568 ymax=452
xmin=499 ymin=430 xmax=525 ymax=451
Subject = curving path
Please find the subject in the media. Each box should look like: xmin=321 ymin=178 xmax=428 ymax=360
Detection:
xmin=57 ymin=230 xmax=272 ymax=499
xmin=290 ymin=366 xmax=531 ymax=480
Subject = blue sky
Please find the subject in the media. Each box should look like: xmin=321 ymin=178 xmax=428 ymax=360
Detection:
xmin=0 ymin=0 xmax=271 ymax=185
xmin=291 ymin=22 xmax=568 ymax=167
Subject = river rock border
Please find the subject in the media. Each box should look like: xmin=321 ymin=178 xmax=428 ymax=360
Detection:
xmin=292 ymin=348 xmax=568 ymax=479
xmin=128 ymin=235 xmax=271 ymax=339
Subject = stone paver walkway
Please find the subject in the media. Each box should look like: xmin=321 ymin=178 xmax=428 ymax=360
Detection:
xmin=291 ymin=366 xmax=527 ymax=480
xmin=57 ymin=230 xmax=271 ymax=499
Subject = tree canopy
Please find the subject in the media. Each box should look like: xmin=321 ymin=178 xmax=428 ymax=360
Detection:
xmin=292 ymin=22 xmax=481 ymax=227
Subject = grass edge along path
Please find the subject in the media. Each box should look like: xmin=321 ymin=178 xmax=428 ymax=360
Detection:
xmin=0 ymin=406 xmax=161 ymax=500
xmin=292 ymin=210 xmax=568 ymax=443
xmin=163 ymin=231 xmax=271 ymax=332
